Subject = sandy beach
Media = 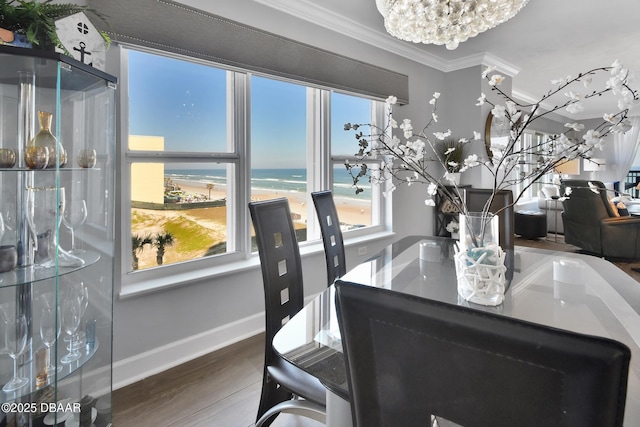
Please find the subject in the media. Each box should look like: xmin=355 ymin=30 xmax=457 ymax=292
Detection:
xmin=131 ymin=178 xmax=371 ymax=270
xmin=169 ymin=178 xmax=371 ymax=227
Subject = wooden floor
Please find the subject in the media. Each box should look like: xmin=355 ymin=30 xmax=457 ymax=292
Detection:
xmin=112 ymin=333 xmax=323 ymax=427
xmin=113 ymin=234 xmax=640 ymax=426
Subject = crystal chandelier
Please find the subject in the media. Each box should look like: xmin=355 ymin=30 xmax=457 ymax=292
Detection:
xmin=375 ymin=0 xmax=529 ymax=50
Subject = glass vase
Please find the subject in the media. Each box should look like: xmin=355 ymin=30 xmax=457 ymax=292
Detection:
xmin=30 ymin=111 xmax=66 ymax=168
xmin=454 ymin=212 xmax=506 ymax=306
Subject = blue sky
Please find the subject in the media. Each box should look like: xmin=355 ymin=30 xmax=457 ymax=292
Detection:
xmin=128 ymin=50 xmax=371 ymax=168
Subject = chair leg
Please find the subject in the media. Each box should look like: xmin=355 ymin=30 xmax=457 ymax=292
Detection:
xmin=256 ymin=370 xmax=293 ymax=427
xmin=256 ymin=399 xmax=326 ymax=427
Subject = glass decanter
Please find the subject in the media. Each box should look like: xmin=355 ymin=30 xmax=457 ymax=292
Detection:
xmin=30 ymin=111 xmax=66 ymax=168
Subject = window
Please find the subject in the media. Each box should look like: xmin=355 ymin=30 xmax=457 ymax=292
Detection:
xmin=250 ymin=76 xmax=308 ymax=242
xmin=330 ymin=92 xmax=378 ymax=230
xmin=517 ymin=130 xmax=555 ymax=199
xmin=121 ymin=47 xmax=385 ymax=288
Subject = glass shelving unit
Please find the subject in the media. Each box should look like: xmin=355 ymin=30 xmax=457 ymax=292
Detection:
xmin=0 ymin=45 xmax=116 ymax=427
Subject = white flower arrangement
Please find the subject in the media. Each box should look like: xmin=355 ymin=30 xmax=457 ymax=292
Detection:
xmin=446 ymin=220 xmax=459 ymax=234
xmin=344 ymin=60 xmax=639 ymax=226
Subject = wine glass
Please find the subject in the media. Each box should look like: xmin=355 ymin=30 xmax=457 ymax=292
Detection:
xmin=62 ymin=199 xmax=87 ymax=254
xmin=3 ymin=314 xmax=28 ymax=391
xmin=0 ymin=212 xmax=4 ymax=242
xmin=60 ymin=297 xmax=82 ymax=364
xmin=67 ymin=282 xmax=88 ymax=351
xmin=40 ymin=306 xmax=62 ymax=376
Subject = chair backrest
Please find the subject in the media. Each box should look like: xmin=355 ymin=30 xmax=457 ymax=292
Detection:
xmin=464 ymin=188 xmax=514 ymax=280
xmin=463 ymin=188 xmax=514 ymax=251
xmin=249 ymin=198 xmax=305 ymax=367
xmin=335 ymin=280 xmax=630 ymax=427
xmin=311 ymin=190 xmax=346 ymax=285
xmin=561 ymin=179 xmax=615 ymax=222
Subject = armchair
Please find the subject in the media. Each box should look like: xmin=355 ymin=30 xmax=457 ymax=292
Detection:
xmin=560 ymin=179 xmax=640 ymax=259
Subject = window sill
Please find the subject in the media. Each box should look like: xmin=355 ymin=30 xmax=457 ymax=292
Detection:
xmin=118 ymin=230 xmax=395 ymax=299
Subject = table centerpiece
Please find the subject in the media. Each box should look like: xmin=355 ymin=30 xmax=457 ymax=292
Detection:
xmin=344 ymin=60 xmax=638 ymax=305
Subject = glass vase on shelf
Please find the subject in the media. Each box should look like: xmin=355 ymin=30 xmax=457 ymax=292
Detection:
xmin=25 ymin=187 xmax=84 ymax=268
xmin=30 ymin=111 xmax=67 ymax=168
xmin=454 ymin=212 xmax=506 ymax=306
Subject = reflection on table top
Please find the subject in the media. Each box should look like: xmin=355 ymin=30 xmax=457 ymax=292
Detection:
xmin=273 ymin=236 xmax=640 ymax=424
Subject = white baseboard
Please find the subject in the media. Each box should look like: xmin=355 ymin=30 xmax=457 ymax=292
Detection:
xmin=112 ymin=312 xmax=265 ymax=390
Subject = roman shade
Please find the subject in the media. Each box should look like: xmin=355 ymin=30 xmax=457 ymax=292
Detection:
xmin=87 ymin=0 xmax=409 ymax=103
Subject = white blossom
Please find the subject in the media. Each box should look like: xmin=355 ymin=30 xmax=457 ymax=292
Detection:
xmin=463 ymin=154 xmax=480 ymax=169
xmin=400 ymin=119 xmax=413 ymax=139
xmin=564 ymin=91 xmax=582 ymax=101
xmin=386 ymin=95 xmax=397 ymax=105
xmin=424 ymin=198 xmax=436 ymax=206
xmin=611 ymin=59 xmax=623 ymax=76
xmin=476 ymin=93 xmax=486 ymax=106
xmin=432 ymin=113 xmax=438 ymax=122
xmin=427 ymin=182 xmax=438 ymax=196
xmin=489 ymin=74 xmax=505 ymax=86
xmin=566 ymin=102 xmax=584 ymax=114
xmin=505 ymin=101 xmax=518 ymax=116
xmin=614 ymin=120 xmax=632 ymax=133
xmin=482 ymin=66 xmax=496 ymax=79
xmin=491 ymin=105 xmax=506 ymax=119
xmin=433 ymin=129 xmax=452 ymax=140
xmin=551 ymin=75 xmax=571 ymax=85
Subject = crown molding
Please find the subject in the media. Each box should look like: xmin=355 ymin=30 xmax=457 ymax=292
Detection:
xmin=253 ymin=0 xmax=519 ymax=76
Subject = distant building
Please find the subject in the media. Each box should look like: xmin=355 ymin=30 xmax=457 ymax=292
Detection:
xmin=130 ymin=135 xmax=164 ymax=204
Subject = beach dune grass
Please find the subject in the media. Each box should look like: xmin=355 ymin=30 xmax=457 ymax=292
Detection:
xmin=132 ymin=207 xmax=219 ymax=269
xmin=132 ymin=203 xmax=312 ymax=270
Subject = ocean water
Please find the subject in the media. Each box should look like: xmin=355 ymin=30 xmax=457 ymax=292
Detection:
xmin=165 ymin=167 xmax=371 ymax=201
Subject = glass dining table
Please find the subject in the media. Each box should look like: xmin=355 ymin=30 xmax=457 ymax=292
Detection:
xmin=273 ymin=236 xmax=640 ymax=426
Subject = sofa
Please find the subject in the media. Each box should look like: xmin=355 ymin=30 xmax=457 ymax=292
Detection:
xmin=560 ymin=179 xmax=640 ymax=259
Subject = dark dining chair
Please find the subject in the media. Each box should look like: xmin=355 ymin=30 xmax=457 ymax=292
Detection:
xmin=311 ymin=190 xmax=346 ymax=286
xmin=464 ymin=188 xmax=515 ymax=280
xmin=334 ymin=280 xmax=630 ymax=427
xmin=249 ymin=198 xmax=326 ymax=427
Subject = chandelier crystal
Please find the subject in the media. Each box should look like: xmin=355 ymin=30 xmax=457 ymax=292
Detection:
xmin=375 ymin=0 xmax=529 ymax=50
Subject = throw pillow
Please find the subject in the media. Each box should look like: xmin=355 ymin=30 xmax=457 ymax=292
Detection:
xmin=616 ymin=202 xmax=630 ymax=217
xmin=608 ymin=197 xmax=620 ymax=217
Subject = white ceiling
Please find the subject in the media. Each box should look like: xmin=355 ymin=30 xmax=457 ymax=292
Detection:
xmin=253 ymin=0 xmax=640 ymax=120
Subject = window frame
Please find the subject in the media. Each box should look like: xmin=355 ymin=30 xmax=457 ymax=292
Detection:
xmin=515 ymin=130 xmax=555 ymax=201
xmin=115 ymin=44 xmax=389 ymax=297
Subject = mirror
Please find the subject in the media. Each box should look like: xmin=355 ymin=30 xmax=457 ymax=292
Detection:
xmin=484 ymin=112 xmax=511 ymax=160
